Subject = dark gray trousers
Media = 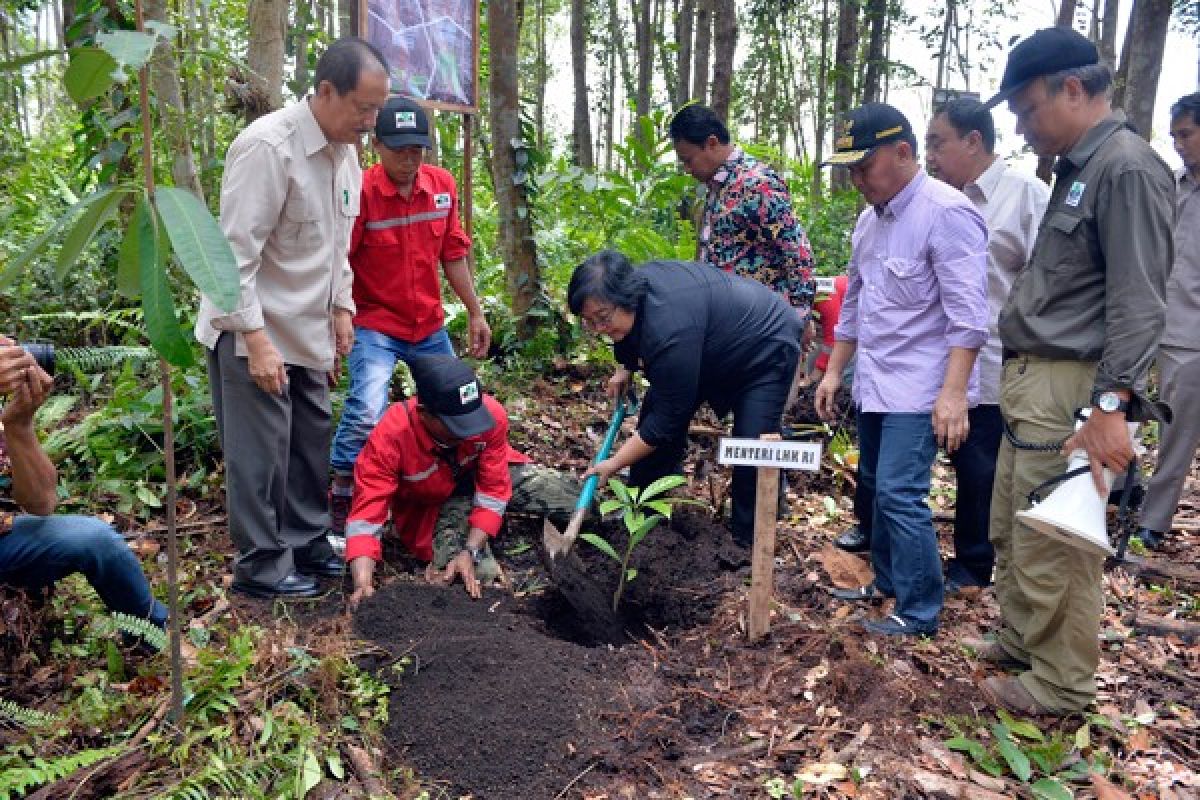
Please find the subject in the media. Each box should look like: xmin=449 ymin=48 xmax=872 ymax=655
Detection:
xmin=1142 ymin=346 xmax=1200 ymax=533
xmin=207 ymin=333 xmax=334 ymax=585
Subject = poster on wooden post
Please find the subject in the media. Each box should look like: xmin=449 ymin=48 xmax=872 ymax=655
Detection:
xmin=361 ymin=0 xmax=480 ymax=112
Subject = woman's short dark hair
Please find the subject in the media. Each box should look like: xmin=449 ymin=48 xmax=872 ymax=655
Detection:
xmin=567 ymin=250 xmax=649 ymax=314
xmin=1171 ymin=92 xmax=1200 ymax=126
xmin=313 ymin=36 xmax=389 ymax=95
xmin=668 ymin=104 xmax=731 ymax=146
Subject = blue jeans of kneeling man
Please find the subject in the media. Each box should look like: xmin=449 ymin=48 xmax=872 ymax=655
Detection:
xmin=0 ymin=514 xmax=168 ymax=625
xmin=330 ymin=326 xmax=455 ymax=475
xmin=857 ymin=411 xmax=942 ymax=630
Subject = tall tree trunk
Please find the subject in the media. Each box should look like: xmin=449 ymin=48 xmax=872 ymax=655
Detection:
xmin=611 ymin=0 xmax=635 ymax=111
xmin=145 ymin=0 xmax=203 ymax=198
xmin=535 ymin=0 xmax=548 ymax=150
xmin=1113 ymin=0 xmax=1170 ymax=139
xmin=812 ymin=0 xmax=830 ymax=198
xmin=860 ymin=0 xmax=887 ymax=103
xmin=570 ymin=0 xmax=594 ymax=168
xmin=655 ymin=0 xmax=676 ymax=97
xmin=488 ymin=0 xmax=541 ymax=337
xmin=337 ymin=0 xmax=353 ymax=38
xmin=830 ymin=0 xmax=859 ymax=190
xmin=294 ymin=0 xmax=311 ymax=97
xmin=1098 ymin=0 xmax=1119 ymax=68
xmin=605 ymin=16 xmax=617 ymax=169
xmin=633 ymin=0 xmax=652 ymax=116
xmin=691 ymin=0 xmax=711 ymax=105
xmin=709 ymin=0 xmax=735 ymax=120
xmin=246 ymin=0 xmax=287 ymax=119
xmin=675 ymin=0 xmax=692 ymax=105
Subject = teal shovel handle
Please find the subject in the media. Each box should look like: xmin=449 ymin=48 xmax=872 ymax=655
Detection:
xmin=574 ymin=392 xmax=636 ymax=513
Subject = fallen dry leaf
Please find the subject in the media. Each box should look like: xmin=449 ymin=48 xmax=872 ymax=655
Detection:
xmin=1128 ymin=727 xmax=1153 ymax=752
xmin=1090 ymin=773 xmax=1135 ymax=800
xmin=815 ymin=544 xmax=874 ymax=589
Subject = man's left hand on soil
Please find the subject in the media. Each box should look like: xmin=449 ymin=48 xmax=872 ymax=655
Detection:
xmin=431 ymin=551 xmax=482 ymax=599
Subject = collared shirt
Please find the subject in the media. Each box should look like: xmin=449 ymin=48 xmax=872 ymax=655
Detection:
xmin=345 ymin=396 xmax=530 ymax=563
xmin=999 ymin=113 xmax=1175 ymax=405
xmin=1161 ymin=170 xmax=1200 ymax=350
xmin=350 ymin=163 xmax=472 ymax=342
xmin=614 ymin=260 xmax=803 ymax=447
xmin=194 ymin=99 xmax=359 ymax=371
xmin=961 ymin=158 xmax=1049 ymax=405
xmin=699 ymin=147 xmax=817 ymax=317
xmin=834 ymin=171 xmax=989 ymax=413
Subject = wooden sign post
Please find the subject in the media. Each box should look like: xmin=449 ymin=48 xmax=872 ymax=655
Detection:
xmin=718 ymin=433 xmax=823 ymax=642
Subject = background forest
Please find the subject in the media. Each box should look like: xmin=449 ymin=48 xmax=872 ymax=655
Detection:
xmin=0 ymin=0 xmax=1198 ymax=796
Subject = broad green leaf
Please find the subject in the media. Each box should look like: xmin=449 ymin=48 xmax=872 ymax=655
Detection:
xmin=96 ymin=30 xmax=157 ymax=71
xmin=998 ymin=709 xmax=1046 ymax=741
xmin=154 ymin=187 xmax=239 ymax=312
xmin=326 ymin=753 xmax=345 ymax=780
xmin=1030 ymin=777 xmax=1074 ymax=800
xmin=135 ymin=484 xmax=163 ymax=508
xmin=640 ymin=473 xmax=686 ymax=502
xmin=1074 ymin=724 xmax=1090 ymax=750
xmin=0 ymin=49 xmax=63 ymax=72
xmin=995 ymin=737 xmax=1032 ymax=782
xmin=579 ymin=533 xmax=620 ymax=562
xmin=607 ymin=478 xmax=632 ymax=507
xmin=140 ymin=215 xmax=195 ymax=367
xmin=298 ymin=748 xmax=322 ymax=796
xmin=64 ymin=47 xmax=117 ymax=102
xmin=598 ymin=499 xmax=623 ymax=516
xmin=629 ymin=515 xmax=661 ymax=548
xmin=644 ymin=500 xmax=673 ymax=518
xmin=117 ymin=192 xmax=156 ymax=298
xmin=56 ymin=187 xmax=126 ymax=280
xmin=257 ymin=713 xmax=274 ymax=746
xmin=945 ymin=736 xmax=987 ymax=763
xmin=624 ymin=511 xmax=645 ymax=535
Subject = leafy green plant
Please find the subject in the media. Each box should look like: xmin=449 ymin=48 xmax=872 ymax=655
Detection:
xmin=0 ymin=697 xmax=58 ymax=729
xmin=582 ymin=474 xmax=691 ymax=611
xmin=102 ymin=610 xmax=168 ymax=652
xmin=943 ymin=712 xmax=1107 ymax=799
xmin=0 ymin=745 xmax=123 ymax=800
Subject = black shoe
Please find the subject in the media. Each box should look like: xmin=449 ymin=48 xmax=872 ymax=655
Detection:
xmin=861 ymin=613 xmax=937 ymax=637
xmin=944 ymin=576 xmax=989 ymax=596
xmin=834 ymin=524 xmax=870 ymax=553
xmin=1134 ymin=527 xmax=1165 ymax=550
xmin=296 ymin=554 xmax=346 ymax=578
xmin=232 ymin=571 xmax=321 ymax=599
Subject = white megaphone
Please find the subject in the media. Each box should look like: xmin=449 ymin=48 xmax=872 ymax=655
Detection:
xmin=1016 ymin=410 xmax=1140 ymax=558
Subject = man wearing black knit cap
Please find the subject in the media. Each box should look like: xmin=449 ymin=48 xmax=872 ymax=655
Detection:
xmin=971 ymin=27 xmax=1174 ymax=715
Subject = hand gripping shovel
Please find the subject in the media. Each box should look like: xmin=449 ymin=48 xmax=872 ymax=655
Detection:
xmin=542 ymin=391 xmax=637 ymax=560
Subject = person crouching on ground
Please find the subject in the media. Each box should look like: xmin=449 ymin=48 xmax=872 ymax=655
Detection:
xmin=345 ymin=354 xmax=579 ymax=607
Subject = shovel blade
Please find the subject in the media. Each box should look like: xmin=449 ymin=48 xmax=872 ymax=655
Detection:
xmin=542 ymin=511 xmax=584 ymax=559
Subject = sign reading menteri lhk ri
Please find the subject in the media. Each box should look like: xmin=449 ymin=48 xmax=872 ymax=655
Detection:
xmin=717 ymin=438 xmax=822 ymax=471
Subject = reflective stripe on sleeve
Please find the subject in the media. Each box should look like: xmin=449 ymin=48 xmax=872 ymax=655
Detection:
xmin=347 ymin=520 xmax=384 ymax=539
xmin=473 ymin=491 xmax=508 ymax=515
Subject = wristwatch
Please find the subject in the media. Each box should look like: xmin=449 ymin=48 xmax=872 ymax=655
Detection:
xmin=464 ymin=546 xmax=484 ymax=565
xmin=1091 ymin=390 xmax=1130 ymax=414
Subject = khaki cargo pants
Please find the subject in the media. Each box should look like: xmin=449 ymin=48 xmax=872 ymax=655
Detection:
xmin=990 ymin=355 xmax=1103 ymax=713
xmin=431 ymin=464 xmax=581 ymax=582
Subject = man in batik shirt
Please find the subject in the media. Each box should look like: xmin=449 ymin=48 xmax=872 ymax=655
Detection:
xmin=669 ymin=103 xmax=818 ymax=322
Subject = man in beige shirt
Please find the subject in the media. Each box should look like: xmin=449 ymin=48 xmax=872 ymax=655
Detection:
xmin=195 ymin=37 xmax=389 ymax=598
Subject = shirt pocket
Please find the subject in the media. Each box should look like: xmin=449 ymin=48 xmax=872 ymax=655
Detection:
xmin=281 ymin=188 xmax=322 ymax=250
xmin=881 ymin=257 xmax=935 ymax=307
xmin=1040 ymin=211 xmax=1088 ymax=273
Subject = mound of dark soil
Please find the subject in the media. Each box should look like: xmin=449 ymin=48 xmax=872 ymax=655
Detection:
xmin=355 ymin=582 xmax=617 ymax=799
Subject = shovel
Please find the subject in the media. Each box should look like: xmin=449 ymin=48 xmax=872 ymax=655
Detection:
xmin=542 ymin=391 xmax=637 ymax=560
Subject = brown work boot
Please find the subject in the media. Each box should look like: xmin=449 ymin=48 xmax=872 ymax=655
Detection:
xmin=962 ymin=636 xmax=1028 ymax=669
xmin=981 ymin=675 xmax=1053 ymax=715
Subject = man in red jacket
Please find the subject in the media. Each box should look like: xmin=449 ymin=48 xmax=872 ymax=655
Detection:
xmin=346 ymin=355 xmax=577 ymax=606
xmin=330 ymin=96 xmax=491 ymax=543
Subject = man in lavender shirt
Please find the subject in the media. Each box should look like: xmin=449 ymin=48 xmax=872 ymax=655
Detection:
xmin=815 ymin=103 xmax=989 ymax=637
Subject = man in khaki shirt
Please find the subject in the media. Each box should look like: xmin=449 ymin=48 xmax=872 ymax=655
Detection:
xmin=195 ymin=37 xmax=389 ymax=598
xmin=975 ymin=27 xmax=1173 ymax=715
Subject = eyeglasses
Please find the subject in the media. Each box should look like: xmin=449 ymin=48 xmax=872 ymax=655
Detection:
xmin=581 ymin=305 xmax=617 ymax=332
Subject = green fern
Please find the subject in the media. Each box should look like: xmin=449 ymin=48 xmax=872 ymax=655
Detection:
xmin=0 ymin=697 xmax=58 ymax=729
xmin=0 ymin=745 xmax=122 ymax=800
xmin=20 ymin=308 xmax=144 ymax=335
xmin=102 ymin=611 xmax=167 ymax=652
xmin=55 ymin=346 xmax=155 ymax=373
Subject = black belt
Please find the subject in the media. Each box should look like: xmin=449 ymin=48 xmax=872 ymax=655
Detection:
xmin=1002 ymin=348 xmax=1019 ymax=363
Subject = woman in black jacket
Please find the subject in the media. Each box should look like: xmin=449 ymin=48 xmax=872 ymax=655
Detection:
xmin=567 ymin=250 xmax=803 ymax=547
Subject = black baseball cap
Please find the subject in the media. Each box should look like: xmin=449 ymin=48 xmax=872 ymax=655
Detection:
xmin=822 ymin=103 xmax=913 ymax=166
xmin=376 ymin=95 xmax=432 ymax=149
xmin=409 ymin=355 xmax=495 ymax=439
xmin=985 ymin=27 xmax=1099 ymax=109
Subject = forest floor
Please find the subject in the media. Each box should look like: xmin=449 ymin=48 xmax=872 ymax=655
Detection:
xmin=2 ymin=368 xmax=1198 ymax=799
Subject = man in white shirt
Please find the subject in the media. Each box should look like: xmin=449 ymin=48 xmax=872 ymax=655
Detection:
xmin=195 ymin=37 xmax=389 ymax=598
xmin=925 ymin=97 xmax=1050 ymax=592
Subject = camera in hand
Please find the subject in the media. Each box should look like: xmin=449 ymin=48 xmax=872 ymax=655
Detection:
xmin=19 ymin=343 xmax=55 ymax=375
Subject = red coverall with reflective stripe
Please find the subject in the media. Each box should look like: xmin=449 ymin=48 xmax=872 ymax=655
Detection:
xmin=344 ymin=396 xmax=529 ymax=563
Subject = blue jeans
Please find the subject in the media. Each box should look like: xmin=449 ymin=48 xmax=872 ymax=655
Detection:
xmin=0 ymin=515 xmax=167 ymax=625
xmin=858 ymin=412 xmax=942 ymax=630
xmin=330 ymin=326 xmax=454 ymax=475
